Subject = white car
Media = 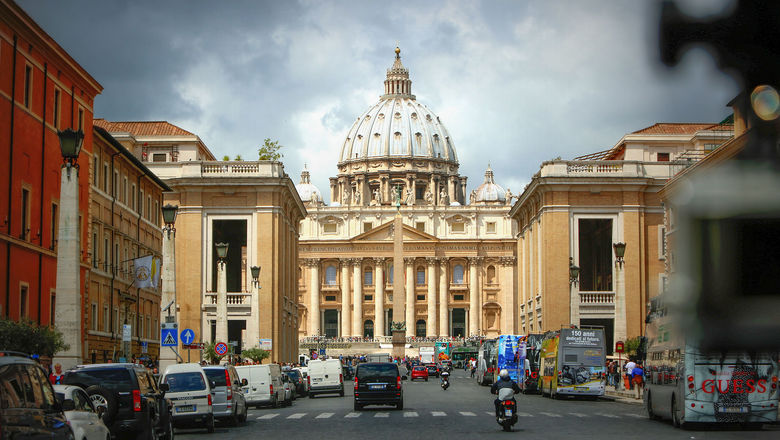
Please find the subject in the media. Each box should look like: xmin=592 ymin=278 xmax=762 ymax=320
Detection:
xmin=53 ymin=385 xmax=111 ymax=440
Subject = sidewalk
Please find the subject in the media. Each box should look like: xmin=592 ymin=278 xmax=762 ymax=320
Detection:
xmin=602 ymin=385 xmax=644 ymax=405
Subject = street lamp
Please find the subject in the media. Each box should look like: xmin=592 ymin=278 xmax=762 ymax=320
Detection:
xmin=161 ymin=204 xmax=178 ymax=238
xmin=215 ymin=242 xmax=229 ymax=262
xmin=613 ymin=242 xmax=627 ymax=267
xmin=58 ymin=128 xmax=84 ymax=177
xmin=569 ymin=257 xmax=580 ymax=286
xmin=251 ymin=265 xmax=261 ymax=287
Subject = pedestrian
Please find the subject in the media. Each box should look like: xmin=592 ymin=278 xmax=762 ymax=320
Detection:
xmin=49 ymin=363 xmax=64 ymax=385
xmin=632 ymin=363 xmax=644 ymax=399
xmin=624 ymin=359 xmax=636 ymax=390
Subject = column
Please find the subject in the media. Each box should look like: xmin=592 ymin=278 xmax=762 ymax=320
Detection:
xmin=340 ymin=259 xmax=351 ymax=337
xmin=411 ymin=175 xmax=417 ymax=205
xmin=374 ymin=258 xmax=385 ymax=338
xmin=500 ymin=256 xmax=517 ymax=334
xmin=215 ymin=259 xmax=228 ymax=344
xmin=426 ymin=257 xmax=437 ymax=337
xmin=447 ymin=177 xmax=455 ymax=203
xmin=405 ymin=257 xmax=415 ymax=330
xmin=308 ymin=259 xmax=321 ymax=335
xmin=460 ymin=178 xmax=467 ymax=205
xmin=246 ymin=273 xmax=260 ymax=348
xmin=439 ymin=258 xmax=449 ymax=336
xmin=352 ymin=259 xmax=363 ymax=337
xmin=468 ymin=257 xmax=482 ymax=336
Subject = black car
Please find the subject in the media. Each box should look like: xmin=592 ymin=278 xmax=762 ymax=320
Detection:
xmin=63 ymin=363 xmax=173 ymax=440
xmin=424 ymin=363 xmax=439 ymax=377
xmin=353 ymin=362 xmax=406 ymax=411
xmin=0 ymin=352 xmax=74 ymax=440
xmin=284 ymin=370 xmax=307 ymax=396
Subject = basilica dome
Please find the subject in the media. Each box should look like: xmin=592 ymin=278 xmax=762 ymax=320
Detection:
xmin=295 ymin=165 xmax=322 ymax=205
xmin=338 ymin=48 xmax=458 ymax=166
xmin=472 ymin=165 xmax=507 ymax=204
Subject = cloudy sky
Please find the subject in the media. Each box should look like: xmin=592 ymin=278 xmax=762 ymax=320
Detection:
xmin=20 ymin=0 xmax=739 ymax=202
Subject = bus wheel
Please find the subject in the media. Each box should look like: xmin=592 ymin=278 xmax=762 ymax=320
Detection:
xmin=646 ymin=392 xmax=659 ymax=420
xmin=671 ymin=395 xmax=682 ymax=428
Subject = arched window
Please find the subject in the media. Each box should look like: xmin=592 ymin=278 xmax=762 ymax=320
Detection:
xmin=364 ymin=268 xmax=373 ymax=285
xmin=363 ymin=320 xmax=374 ymax=339
xmin=416 ymin=266 xmax=426 ymax=285
xmin=487 ymin=265 xmax=496 ymax=284
xmin=415 ymin=319 xmax=426 ymax=338
xmin=453 ymin=264 xmax=464 ymax=284
xmin=325 ymin=265 xmax=337 ymax=285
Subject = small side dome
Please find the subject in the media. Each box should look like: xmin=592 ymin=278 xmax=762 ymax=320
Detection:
xmin=295 ymin=164 xmax=324 ymax=205
xmin=471 ymin=165 xmax=506 ymax=204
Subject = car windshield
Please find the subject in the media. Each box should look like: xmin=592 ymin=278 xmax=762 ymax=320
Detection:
xmin=356 ymin=364 xmax=397 ymax=381
xmin=285 ymin=371 xmax=301 ymax=381
xmin=203 ymin=369 xmax=227 ymax=387
xmin=65 ymin=368 xmax=133 ymax=392
xmin=164 ymin=372 xmax=207 ymax=392
xmin=413 ymin=367 xmax=426 ymax=371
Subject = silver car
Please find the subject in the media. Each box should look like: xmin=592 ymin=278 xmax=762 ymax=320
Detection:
xmin=53 ymin=385 xmax=111 ymax=440
xmin=202 ymin=366 xmax=248 ymax=425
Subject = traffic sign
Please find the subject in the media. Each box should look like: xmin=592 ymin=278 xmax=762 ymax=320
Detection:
xmin=319 ymin=348 xmax=326 ymax=356
xmin=184 ymin=342 xmax=205 ymax=350
xmin=122 ymin=324 xmax=132 ymax=342
xmin=161 ymin=328 xmax=178 ymax=347
xmin=180 ymin=329 xmax=195 ymax=345
xmin=615 ymin=341 xmax=625 ymax=353
xmin=214 ymin=342 xmax=228 ymax=356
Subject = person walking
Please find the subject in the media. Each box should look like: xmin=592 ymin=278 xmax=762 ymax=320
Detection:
xmin=624 ymin=359 xmax=636 ymax=390
xmin=632 ymin=363 xmax=645 ymax=399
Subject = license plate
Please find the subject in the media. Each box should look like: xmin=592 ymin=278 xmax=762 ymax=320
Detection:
xmin=720 ymin=407 xmax=749 ymax=413
xmin=176 ymin=405 xmax=195 ymax=413
xmin=505 ymin=410 xmax=512 ymax=416
xmin=313 ymin=378 xmax=321 ymax=382
xmin=369 ymin=384 xmax=386 ymax=390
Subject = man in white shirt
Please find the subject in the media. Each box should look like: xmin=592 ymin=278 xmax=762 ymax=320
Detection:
xmin=624 ymin=360 xmax=636 ymax=389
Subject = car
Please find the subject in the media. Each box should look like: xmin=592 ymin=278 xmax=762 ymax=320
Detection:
xmin=293 ymin=368 xmax=310 ymax=394
xmin=0 ymin=352 xmax=73 ymax=440
xmin=281 ymin=374 xmax=294 ymax=406
xmin=424 ymin=363 xmax=440 ymax=377
xmin=62 ymin=363 xmax=173 ymax=440
xmin=353 ymin=362 xmax=406 ymax=411
xmin=410 ymin=366 xmax=429 ymax=381
xmin=160 ymin=363 xmax=214 ymax=433
xmin=202 ymin=365 xmax=248 ymax=425
xmin=54 ymin=384 xmax=111 ymax=440
xmin=284 ymin=369 xmax=307 ymax=396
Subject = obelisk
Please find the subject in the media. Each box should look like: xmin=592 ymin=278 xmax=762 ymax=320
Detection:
xmin=391 ymin=186 xmax=406 ymax=358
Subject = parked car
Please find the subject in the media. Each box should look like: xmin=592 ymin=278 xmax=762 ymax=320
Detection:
xmin=202 ymin=365 xmax=247 ymax=426
xmin=235 ymin=364 xmax=284 ymax=408
xmin=353 ymin=362 xmax=406 ymax=410
xmin=284 ymin=369 xmax=307 ymax=396
xmin=307 ymin=359 xmax=344 ymax=398
xmin=53 ymin=385 xmax=111 ymax=440
xmin=160 ymin=363 xmax=214 ymax=433
xmin=281 ymin=375 xmax=294 ymax=406
xmin=410 ymin=366 xmax=429 ymax=381
xmin=424 ymin=363 xmax=440 ymax=377
xmin=0 ymin=352 xmax=73 ymax=440
xmin=62 ymin=363 xmax=173 ymax=440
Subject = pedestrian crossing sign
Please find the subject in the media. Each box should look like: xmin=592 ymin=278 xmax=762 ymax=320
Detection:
xmin=161 ymin=328 xmax=177 ymax=347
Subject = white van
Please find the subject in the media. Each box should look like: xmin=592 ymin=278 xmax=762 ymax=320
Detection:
xmin=235 ymin=364 xmax=284 ymax=408
xmin=160 ymin=363 xmax=214 ymax=433
xmin=307 ymin=359 xmax=344 ymax=398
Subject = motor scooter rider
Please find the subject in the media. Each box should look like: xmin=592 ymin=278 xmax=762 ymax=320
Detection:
xmin=440 ymin=370 xmax=450 ymax=387
xmin=490 ymin=369 xmax=520 ymax=417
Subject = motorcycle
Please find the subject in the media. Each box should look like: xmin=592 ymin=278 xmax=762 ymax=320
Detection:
xmin=496 ymin=388 xmax=518 ymax=431
xmin=440 ymin=371 xmax=450 ymax=390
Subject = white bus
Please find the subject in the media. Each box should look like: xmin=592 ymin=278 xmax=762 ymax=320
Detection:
xmin=644 ymin=296 xmax=779 ymax=428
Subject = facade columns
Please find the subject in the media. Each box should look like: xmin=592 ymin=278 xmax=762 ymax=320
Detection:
xmin=374 ymin=258 xmax=385 ymax=337
xmin=438 ymin=258 xmax=449 ymax=336
xmin=215 ymin=259 xmax=228 ymax=344
xmin=404 ymin=257 xmax=415 ymax=329
xmin=340 ymin=259 xmax=351 ymax=337
xmin=307 ymin=259 xmax=321 ymax=335
xmin=352 ymin=259 xmax=363 ymax=337
xmin=426 ymin=257 xmax=437 ymax=337
xmin=448 ymin=176 xmax=455 ymax=203
xmin=499 ymin=256 xmax=517 ymax=334
xmin=468 ymin=256 xmax=483 ymax=336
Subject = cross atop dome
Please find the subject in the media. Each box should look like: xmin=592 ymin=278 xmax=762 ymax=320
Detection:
xmin=382 ymin=46 xmax=415 ymax=100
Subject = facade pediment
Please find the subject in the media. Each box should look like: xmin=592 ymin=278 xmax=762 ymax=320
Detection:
xmin=351 ymin=220 xmax=438 ymax=242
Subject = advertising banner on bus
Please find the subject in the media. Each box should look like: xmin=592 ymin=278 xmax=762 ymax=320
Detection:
xmin=557 ymin=328 xmax=606 ymax=395
xmin=497 ymin=335 xmax=526 ymax=383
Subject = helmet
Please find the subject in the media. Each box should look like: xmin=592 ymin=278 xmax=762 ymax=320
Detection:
xmin=499 ymin=369 xmax=509 ymax=379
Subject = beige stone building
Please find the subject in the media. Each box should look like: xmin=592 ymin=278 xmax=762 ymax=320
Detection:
xmin=509 ymin=122 xmax=733 ymax=352
xmin=296 ymin=49 xmax=517 ymax=340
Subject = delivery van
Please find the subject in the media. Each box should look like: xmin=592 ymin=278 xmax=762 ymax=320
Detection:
xmin=307 ymin=359 xmax=344 ymax=398
xmin=235 ymin=364 xmax=284 ymax=408
xmin=160 ymin=363 xmax=214 ymax=433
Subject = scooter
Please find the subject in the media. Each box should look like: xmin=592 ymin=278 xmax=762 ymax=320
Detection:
xmin=440 ymin=371 xmax=450 ymax=390
xmin=496 ymin=388 xmax=518 ymax=431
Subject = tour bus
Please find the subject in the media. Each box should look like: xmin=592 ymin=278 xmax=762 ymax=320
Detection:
xmin=495 ymin=335 xmax=526 ymax=384
xmin=476 ymin=338 xmax=498 ymax=386
xmin=451 ymin=346 xmax=479 ymax=369
xmin=539 ymin=327 xmax=606 ymax=398
xmin=521 ymin=334 xmax=544 ymax=393
xmin=643 ymin=295 xmax=779 ymax=428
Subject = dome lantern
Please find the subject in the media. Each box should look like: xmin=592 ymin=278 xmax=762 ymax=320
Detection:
xmin=382 ymin=47 xmax=415 ymax=100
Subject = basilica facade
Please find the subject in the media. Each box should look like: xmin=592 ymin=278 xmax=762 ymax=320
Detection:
xmin=296 ymin=49 xmax=517 ymax=340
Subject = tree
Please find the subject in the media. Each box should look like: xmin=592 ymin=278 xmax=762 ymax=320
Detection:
xmin=624 ymin=336 xmax=642 ymax=356
xmin=203 ymin=341 xmax=225 ymax=365
xmin=257 ymin=138 xmax=284 ymax=161
xmin=234 ymin=154 xmax=243 ymax=161
xmin=222 ymin=155 xmax=230 ymax=161
xmin=0 ymin=318 xmax=69 ymax=357
xmin=241 ymin=347 xmax=271 ymax=364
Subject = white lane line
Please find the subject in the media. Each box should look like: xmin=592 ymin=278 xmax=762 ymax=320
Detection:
xmin=596 ymin=413 xmax=621 ymax=419
xmin=404 ymin=412 xmax=419 ymax=417
xmin=315 ymin=413 xmax=334 ymax=419
xmin=460 ymin=411 xmax=476 ymax=416
xmin=625 ymin=413 xmax=645 ymax=418
xmin=374 ymin=412 xmax=390 ymax=418
xmin=539 ymin=412 xmax=562 ymax=418
xmin=569 ymin=413 xmax=589 ymax=418
xmin=287 ymin=413 xmax=307 ymax=419
xmin=344 ymin=412 xmax=361 ymax=418
xmin=485 ymin=411 xmax=495 ymax=416
xmin=256 ymin=414 xmax=278 ymax=419
xmin=517 ymin=412 xmax=534 ymax=417
xmin=431 ymin=411 xmax=447 ymax=417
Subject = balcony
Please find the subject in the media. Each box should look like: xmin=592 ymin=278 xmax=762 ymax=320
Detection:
xmin=538 ymin=160 xmax=679 ymax=180
xmin=202 ymin=292 xmax=252 ymax=316
xmin=579 ymin=291 xmax=615 ymax=317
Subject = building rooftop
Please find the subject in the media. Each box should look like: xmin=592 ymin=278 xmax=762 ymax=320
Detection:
xmin=94 ymin=119 xmax=195 ymax=137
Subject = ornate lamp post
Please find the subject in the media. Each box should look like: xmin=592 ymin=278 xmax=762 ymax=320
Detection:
xmin=53 ymin=129 xmax=85 ymax=370
xmin=215 ymin=242 xmax=229 ymax=345
xmin=159 ymin=204 xmax=179 ymax=372
xmin=569 ymin=257 xmax=581 ymax=326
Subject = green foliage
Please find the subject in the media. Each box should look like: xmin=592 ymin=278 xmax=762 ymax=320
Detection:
xmin=0 ymin=318 xmax=69 ymax=357
xmin=241 ymin=347 xmax=271 ymax=364
xmin=257 ymin=138 xmax=284 ymax=161
xmin=234 ymin=154 xmax=243 ymax=161
xmin=203 ymin=341 xmax=225 ymax=365
xmin=624 ymin=336 xmax=642 ymax=355
xmin=222 ymin=155 xmax=230 ymax=161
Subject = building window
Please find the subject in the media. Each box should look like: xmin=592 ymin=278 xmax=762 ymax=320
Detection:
xmin=91 ymin=303 xmax=98 ymax=331
xmin=131 ymin=184 xmax=136 ymax=211
xmin=363 ymin=320 xmax=374 ymax=339
xmin=363 ymin=222 xmax=372 ymax=233
xmin=152 ymin=153 xmax=166 ymax=162
xmin=658 ymin=226 xmax=667 ymax=260
xmin=416 ymin=267 xmax=425 ymax=285
xmin=363 ymin=269 xmax=373 ymax=285
xmin=114 ymin=243 xmax=119 ymax=275
xmin=416 ymin=294 xmax=425 ymax=301
xmin=20 ymin=188 xmax=30 ymax=240
xmin=415 ymin=222 xmax=425 ymax=232
xmin=703 ymin=143 xmax=720 ymax=152
xmin=363 ymin=295 xmax=373 ymax=301
xmin=23 ymin=64 xmax=32 ymax=108
xmin=102 ymin=163 xmax=108 ymax=192
xmin=53 ymin=88 xmax=60 ymax=128
xmin=104 ymin=237 xmax=110 ymax=272
xmin=325 ymin=295 xmax=336 ymax=301
xmin=486 ymin=222 xmax=496 ymax=233
xmin=113 ymin=171 xmax=119 ymax=197
xmin=113 ymin=308 xmax=119 ymax=334
xmin=139 ymin=190 xmax=144 ymax=216
xmin=325 ymin=266 xmax=337 ymax=285
xmin=415 ymin=319 xmax=426 ymax=338
xmin=486 ymin=265 xmax=497 ymax=283
xmin=103 ymin=305 xmax=109 ymax=332
xmin=578 ymin=218 xmax=613 ymax=291
xmin=323 ymin=223 xmax=337 ymax=234
xmin=93 ymin=153 xmax=99 ymax=186
xmin=657 ymin=152 xmax=670 ymax=162
xmin=78 ymin=108 xmax=84 ymax=131
xmin=454 ymin=294 xmax=464 ymax=301
xmin=50 ymin=203 xmax=58 ymax=250
xmin=91 ymin=230 xmax=98 ymax=268
xmin=50 ymin=292 xmax=56 ymax=325
xmin=19 ymin=284 xmax=29 ymax=319
xmin=146 ymin=195 xmax=151 ymax=220
xmin=451 ymin=222 xmax=465 ymax=233
xmin=452 ymin=264 xmax=464 ymax=284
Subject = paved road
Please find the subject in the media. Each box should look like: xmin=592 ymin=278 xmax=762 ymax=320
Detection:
xmin=176 ymin=369 xmax=779 ymax=440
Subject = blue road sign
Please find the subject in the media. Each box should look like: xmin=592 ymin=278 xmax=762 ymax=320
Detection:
xmin=180 ymin=329 xmax=195 ymax=345
xmin=319 ymin=348 xmax=326 ymax=356
xmin=161 ymin=328 xmax=177 ymax=347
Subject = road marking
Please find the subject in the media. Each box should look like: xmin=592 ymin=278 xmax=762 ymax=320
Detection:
xmin=431 ymin=411 xmax=447 ymax=417
xmin=374 ymin=412 xmax=390 ymax=418
xmin=569 ymin=413 xmax=589 ymax=418
xmin=596 ymin=413 xmax=621 ymax=419
xmin=315 ymin=413 xmax=334 ymax=419
xmin=344 ymin=412 xmax=361 ymax=418
xmin=256 ymin=414 xmax=278 ymax=419
xmin=625 ymin=413 xmax=645 ymax=418
xmin=539 ymin=412 xmax=562 ymax=418
xmin=485 ymin=411 xmax=495 ymax=416
xmin=460 ymin=411 xmax=476 ymax=416
xmin=287 ymin=413 xmax=307 ymax=419
xmin=404 ymin=412 xmax=419 ymax=417
xmin=517 ymin=412 xmax=534 ymax=417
